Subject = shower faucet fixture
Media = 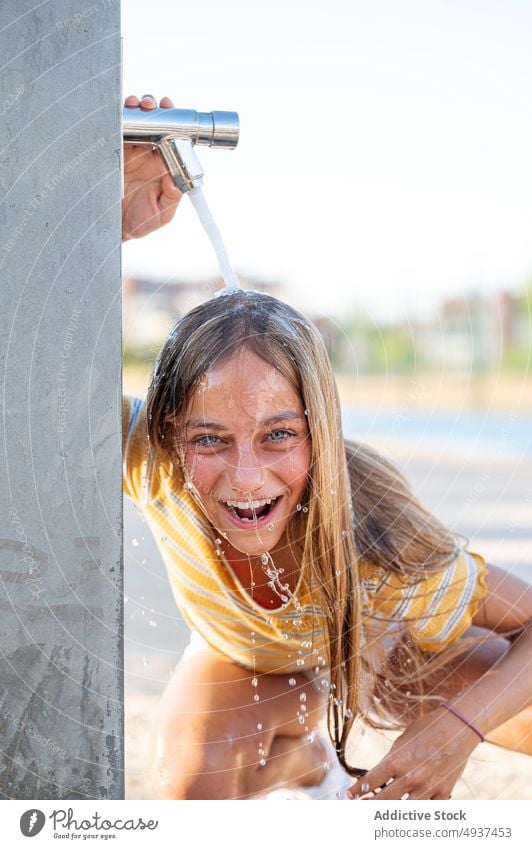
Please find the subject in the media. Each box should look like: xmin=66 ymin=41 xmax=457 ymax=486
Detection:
xmin=122 ymin=107 xmax=240 ymax=193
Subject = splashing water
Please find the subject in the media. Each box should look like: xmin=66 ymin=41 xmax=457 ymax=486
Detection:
xmin=188 ymin=187 xmax=241 ymax=289
xmin=259 ymin=550 xmax=302 ymax=611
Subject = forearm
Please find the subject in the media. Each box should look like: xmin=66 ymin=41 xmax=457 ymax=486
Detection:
xmin=440 ymin=621 xmax=532 ymax=738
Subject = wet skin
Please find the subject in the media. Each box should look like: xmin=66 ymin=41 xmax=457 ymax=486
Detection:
xmin=183 ymin=349 xmax=312 ymax=575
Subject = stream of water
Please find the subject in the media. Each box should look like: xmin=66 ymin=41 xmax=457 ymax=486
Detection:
xmin=188 ymin=187 xmax=241 ymax=289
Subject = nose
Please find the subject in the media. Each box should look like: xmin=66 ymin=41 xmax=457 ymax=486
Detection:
xmin=230 ymin=443 xmax=264 ymax=494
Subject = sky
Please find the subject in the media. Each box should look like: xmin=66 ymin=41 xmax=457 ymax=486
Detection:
xmin=121 ymin=0 xmax=532 ymax=322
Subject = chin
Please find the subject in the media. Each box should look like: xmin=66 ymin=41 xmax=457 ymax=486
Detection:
xmin=220 ymin=527 xmax=285 ymax=557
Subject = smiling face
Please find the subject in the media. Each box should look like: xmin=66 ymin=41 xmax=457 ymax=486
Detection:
xmin=182 ymin=348 xmax=311 ymax=558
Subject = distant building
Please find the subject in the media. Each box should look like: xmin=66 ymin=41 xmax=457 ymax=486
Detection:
xmin=123 ymin=273 xmax=288 ymax=353
xmin=414 ymin=291 xmax=523 ymax=372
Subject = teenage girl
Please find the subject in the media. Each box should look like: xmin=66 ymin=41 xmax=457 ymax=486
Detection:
xmin=122 ymin=95 xmax=532 ymax=800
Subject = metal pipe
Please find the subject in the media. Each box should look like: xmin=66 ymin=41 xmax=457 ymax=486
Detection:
xmin=123 ymin=107 xmax=239 ymax=192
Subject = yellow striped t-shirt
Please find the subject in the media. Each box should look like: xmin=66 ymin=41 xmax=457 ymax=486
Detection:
xmin=123 ymin=396 xmax=488 ymax=674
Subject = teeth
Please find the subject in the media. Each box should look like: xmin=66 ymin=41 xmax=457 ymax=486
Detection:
xmin=223 ymin=497 xmax=278 ymax=510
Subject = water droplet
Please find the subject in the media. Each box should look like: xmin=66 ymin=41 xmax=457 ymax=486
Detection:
xmin=256 ymin=723 xmax=263 ymax=731
xmin=302 ymin=506 xmax=308 ymax=513
xmin=300 ymin=693 xmax=307 ymax=702
xmin=288 ymin=678 xmax=297 ymax=687
xmin=298 ymin=715 xmax=305 ymax=724
xmin=314 ymin=667 xmax=320 ymax=674
xmin=142 ymin=656 xmax=149 ymax=666
xmin=215 ymin=537 xmax=222 ymax=545
xmin=301 ymin=640 xmax=312 ymax=648
xmin=345 ymin=708 xmax=353 ymax=719
xmin=252 ymin=677 xmax=258 ymax=687
xmin=296 ymin=659 xmax=305 ymax=667
xmin=304 ymin=409 xmax=309 ymax=416
xmin=124 ymin=595 xmax=128 ymax=603
xmin=250 ymin=581 xmax=256 ymax=587
xmin=132 ymin=538 xmax=139 ymax=547
xmin=330 ymin=489 xmax=336 ymax=495
xmin=296 ymin=504 xmax=302 ymax=512
xmin=253 ymin=694 xmax=260 ymax=702
xmin=261 ymin=553 xmax=269 ymax=565
xmin=183 ymin=481 xmax=193 ymax=491
xmin=341 ymin=530 xmax=348 ymax=538
xmin=335 ymin=569 xmax=341 ymax=577
xmin=267 ymin=523 xmax=274 ymax=531
xmin=259 ymin=758 xmax=266 ymax=767
xmin=148 ymin=619 xmax=157 ymax=628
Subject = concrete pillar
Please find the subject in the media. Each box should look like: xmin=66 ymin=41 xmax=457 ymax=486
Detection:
xmin=0 ymin=1 xmax=123 ymax=798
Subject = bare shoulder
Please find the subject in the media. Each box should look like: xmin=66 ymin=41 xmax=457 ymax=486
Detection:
xmin=473 ymin=563 xmax=532 ymax=633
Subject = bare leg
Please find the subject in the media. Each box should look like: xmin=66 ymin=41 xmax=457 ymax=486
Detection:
xmin=152 ymin=648 xmax=329 ymax=799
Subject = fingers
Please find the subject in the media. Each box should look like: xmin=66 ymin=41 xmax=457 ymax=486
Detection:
xmin=363 ymin=778 xmax=408 ymax=800
xmin=158 ymin=173 xmax=183 ymax=218
xmin=347 ymin=756 xmax=395 ymax=799
xmin=123 ymin=94 xmax=174 ymax=109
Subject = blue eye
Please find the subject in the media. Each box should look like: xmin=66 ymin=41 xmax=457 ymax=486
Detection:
xmin=193 ymin=435 xmax=221 ymax=448
xmin=269 ymin=429 xmax=292 ymax=441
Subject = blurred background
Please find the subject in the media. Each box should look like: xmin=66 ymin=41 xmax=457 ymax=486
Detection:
xmin=122 ymin=0 xmax=532 ymax=415
xmin=121 ymin=0 xmax=532 ymax=798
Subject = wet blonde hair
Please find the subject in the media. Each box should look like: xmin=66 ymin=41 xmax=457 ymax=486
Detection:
xmin=146 ymin=290 xmax=468 ymax=774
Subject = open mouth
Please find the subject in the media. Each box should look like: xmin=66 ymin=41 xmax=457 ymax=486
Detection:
xmin=219 ymin=495 xmax=281 ymax=527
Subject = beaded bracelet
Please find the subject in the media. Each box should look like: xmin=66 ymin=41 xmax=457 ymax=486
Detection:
xmin=440 ymin=702 xmax=485 ymax=743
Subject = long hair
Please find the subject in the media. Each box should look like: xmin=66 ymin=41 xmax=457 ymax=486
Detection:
xmin=145 ymin=289 xmax=468 ymax=774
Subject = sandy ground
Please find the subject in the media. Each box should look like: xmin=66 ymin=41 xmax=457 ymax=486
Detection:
xmin=123 ymin=373 xmax=532 ymax=800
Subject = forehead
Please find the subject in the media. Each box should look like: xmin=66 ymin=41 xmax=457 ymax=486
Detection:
xmin=187 ymin=349 xmax=303 ymax=420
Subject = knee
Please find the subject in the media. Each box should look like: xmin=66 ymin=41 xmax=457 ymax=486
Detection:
xmin=152 ymin=725 xmax=244 ymax=800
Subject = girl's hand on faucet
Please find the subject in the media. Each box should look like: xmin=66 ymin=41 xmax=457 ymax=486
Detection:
xmin=122 ymin=95 xmax=182 ymax=241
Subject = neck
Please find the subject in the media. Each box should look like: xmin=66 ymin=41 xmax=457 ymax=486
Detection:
xmin=224 ymin=533 xmax=301 ymax=588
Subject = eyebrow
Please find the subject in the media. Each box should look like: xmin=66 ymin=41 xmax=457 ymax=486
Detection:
xmin=185 ymin=410 xmax=305 ymax=430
